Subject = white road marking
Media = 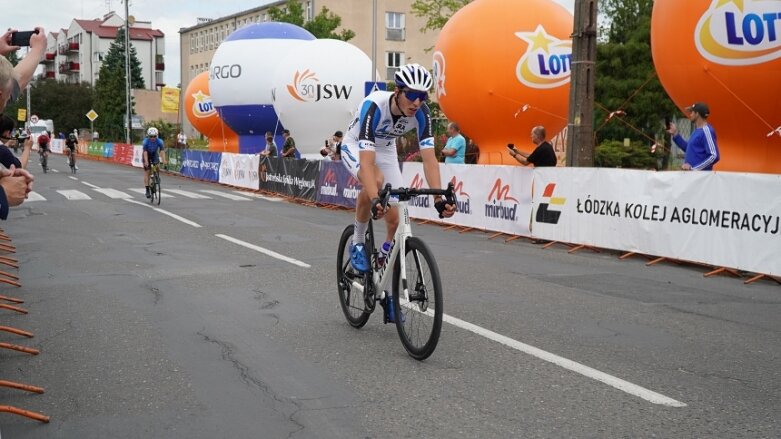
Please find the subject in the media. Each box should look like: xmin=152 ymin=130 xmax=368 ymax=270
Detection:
xmin=51 ymin=169 xmax=60 ymax=173
xmin=165 ymin=189 xmax=212 ymax=199
xmin=68 ymin=176 xmax=78 ymax=181
xmin=81 ymin=181 xmax=100 ymax=189
xmin=127 ymin=188 xmax=175 ymax=198
xmin=56 ymin=190 xmax=91 ymax=200
xmin=26 ymin=191 xmax=46 ymax=202
xmin=124 ymin=199 xmax=202 ymax=228
xmin=200 ymin=190 xmax=250 ymax=201
xmin=234 ymin=191 xmax=283 ymax=202
xmin=93 ymin=188 xmax=132 ymax=199
xmin=438 ymin=311 xmax=687 ymax=407
xmin=215 ymin=234 xmax=310 ymax=268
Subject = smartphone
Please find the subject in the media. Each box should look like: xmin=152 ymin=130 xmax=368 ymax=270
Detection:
xmin=10 ymin=30 xmax=38 ymax=47
xmin=664 ymin=117 xmax=671 ymax=130
xmin=507 ymin=143 xmax=516 ymax=152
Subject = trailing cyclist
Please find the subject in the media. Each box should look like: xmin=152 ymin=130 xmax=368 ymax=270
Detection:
xmin=341 ymin=64 xmax=455 ymax=320
xmin=65 ymin=132 xmax=78 ymax=171
xmin=143 ymin=127 xmax=166 ymax=198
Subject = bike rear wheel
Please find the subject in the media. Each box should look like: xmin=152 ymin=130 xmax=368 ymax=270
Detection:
xmin=336 ymin=225 xmax=371 ymax=328
xmin=69 ymin=151 xmax=76 ymax=173
xmin=392 ymin=237 xmax=443 ymax=361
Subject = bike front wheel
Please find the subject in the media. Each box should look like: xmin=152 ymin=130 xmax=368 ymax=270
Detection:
xmin=336 ymin=225 xmax=371 ymax=328
xmin=154 ymin=173 xmax=162 ymax=205
xmin=392 ymin=237 xmax=444 ymax=361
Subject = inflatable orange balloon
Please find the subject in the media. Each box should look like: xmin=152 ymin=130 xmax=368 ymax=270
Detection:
xmin=433 ymin=0 xmax=573 ymax=164
xmin=652 ymin=0 xmax=781 ymax=174
xmin=184 ymin=71 xmax=240 ymax=152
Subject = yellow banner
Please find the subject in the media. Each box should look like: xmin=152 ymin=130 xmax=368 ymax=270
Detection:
xmin=161 ymin=87 xmax=180 ymax=113
xmin=17 ymin=108 xmax=26 ymax=121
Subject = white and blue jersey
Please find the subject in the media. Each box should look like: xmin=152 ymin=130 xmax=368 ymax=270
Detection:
xmin=341 ymin=91 xmax=434 ymax=188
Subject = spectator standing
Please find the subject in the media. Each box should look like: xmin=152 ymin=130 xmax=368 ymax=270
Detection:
xmin=0 ymin=115 xmax=31 ymax=168
xmin=509 ymin=125 xmax=557 ymax=167
xmin=281 ymin=129 xmax=297 ymax=158
xmin=441 ymin=122 xmax=466 ymax=164
xmin=320 ymin=130 xmax=343 ymax=161
xmin=667 ymin=102 xmax=719 ymax=170
xmin=92 ymin=130 xmax=99 ymax=141
xmin=260 ymin=131 xmax=278 ymax=157
xmin=466 ymin=138 xmax=480 ymax=164
xmin=176 ymin=131 xmax=187 ymax=149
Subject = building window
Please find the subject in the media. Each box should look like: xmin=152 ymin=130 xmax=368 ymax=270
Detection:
xmin=306 ymin=1 xmax=313 ymax=22
xmin=264 ymin=13 xmax=269 ymax=22
xmin=386 ymin=12 xmax=405 ymax=41
xmin=386 ymin=51 xmax=404 ymax=80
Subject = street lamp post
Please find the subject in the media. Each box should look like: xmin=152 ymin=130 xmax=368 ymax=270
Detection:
xmin=124 ymin=0 xmax=131 ymax=144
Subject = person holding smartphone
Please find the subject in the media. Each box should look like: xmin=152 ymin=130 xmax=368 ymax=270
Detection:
xmin=0 ymin=27 xmax=46 ymax=112
xmin=508 ymin=125 xmax=557 ymax=167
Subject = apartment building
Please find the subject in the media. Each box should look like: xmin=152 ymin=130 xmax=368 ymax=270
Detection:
xmin=39 ymin=12 xmax=166 ymax=90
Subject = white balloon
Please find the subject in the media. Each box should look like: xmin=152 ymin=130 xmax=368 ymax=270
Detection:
xmin=272 ymin=39 xmax=374 ymax=156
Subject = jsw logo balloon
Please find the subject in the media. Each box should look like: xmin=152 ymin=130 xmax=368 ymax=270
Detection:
xmin=286 ymin=69 xmax=354 ymax=102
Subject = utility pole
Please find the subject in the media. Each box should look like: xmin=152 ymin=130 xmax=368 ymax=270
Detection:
xmin=371 ymin=0 xmax=377 ymax=82
xmin=124 ymin=0 xmax=132 ymax=144
xmin=566 ymin=0 xmax=598 ymax=167
xmin=25 ymin=83 xmax=31 ymax=130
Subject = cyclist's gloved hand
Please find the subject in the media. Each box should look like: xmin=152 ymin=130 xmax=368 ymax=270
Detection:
xmin=371 ymin=197 xmax=387 ymax=220
xmin=435 ymin=198 xmax=456 ymax=219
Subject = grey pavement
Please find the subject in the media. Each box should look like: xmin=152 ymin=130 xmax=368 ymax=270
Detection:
xmin=0 ymin=158 xmax=779 ymax=438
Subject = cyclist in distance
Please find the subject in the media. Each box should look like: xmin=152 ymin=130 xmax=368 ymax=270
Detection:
xmin=341 ymin=63 xmax=455 ymax=275
xmin=65 ymin=132 xmax=78 ymax=170
xmin=143 ymin=127 xmax=166 ymax=198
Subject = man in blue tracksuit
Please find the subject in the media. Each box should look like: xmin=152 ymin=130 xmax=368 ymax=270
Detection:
xmin=667 ymin=102 xmax=720 ymax=170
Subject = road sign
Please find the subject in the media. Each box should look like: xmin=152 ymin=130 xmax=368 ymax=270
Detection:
xmin=17 ymin=109 xmax=26 ymax=122
xmin=86 ymin=109 xmax=99 ymax=121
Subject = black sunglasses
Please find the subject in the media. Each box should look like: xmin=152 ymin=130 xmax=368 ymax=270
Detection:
xmin=402 ymin=89 xmax=428 ymax=102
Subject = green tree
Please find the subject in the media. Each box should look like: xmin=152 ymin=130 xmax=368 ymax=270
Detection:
xmin=268 ymin=0 xmax=355 ymax=40
xmin=594 ymin=0 xmax=677 ymax=168
xmin=411 ymin=0 xmax=471 ymax=33
xmin=30 ymin=80 xmax=95 ymax=135
xmin=595 ymin=139 xmax=657 ymax=169
xmin=95 ymin=27 xmax=145 ymax=141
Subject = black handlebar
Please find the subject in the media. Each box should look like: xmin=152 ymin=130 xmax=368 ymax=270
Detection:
xmin=371 ymin=182 xmax=457 ymax=219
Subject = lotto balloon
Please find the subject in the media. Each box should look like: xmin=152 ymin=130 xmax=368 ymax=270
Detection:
xmin=652 ymin=0 xmax=781 ymax=174
xmin=433 ymin=0 xmax=573 ymax=164
xmin=184 ymin=71 xmax=239 ymax=152
xmin=209 ymin=23 xmax=315 ymax=154
xmin=272 ymin=39 xmax=372 ymax=158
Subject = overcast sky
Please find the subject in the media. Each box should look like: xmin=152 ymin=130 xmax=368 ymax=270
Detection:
xmin=8 ymin=0 xmax=575 ymax=87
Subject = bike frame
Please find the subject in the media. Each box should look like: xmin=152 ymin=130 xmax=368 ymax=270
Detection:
xmin=351 ymin=200 xmax=422 ymax=306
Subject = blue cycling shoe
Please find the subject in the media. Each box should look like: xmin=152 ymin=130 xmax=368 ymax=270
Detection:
xmin=350 ymin=243 xmax=371 ymax=273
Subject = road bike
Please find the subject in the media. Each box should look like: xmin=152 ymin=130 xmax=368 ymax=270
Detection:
xmin=38 ymin=149 xmax=49 ymax=173
xmin=148 ymin=163 xmax=162 ymax=205
xmin=336 ymin=183 xmax=456 ymax=360
xmin=66 ymin=148 xmax=77 ymax=174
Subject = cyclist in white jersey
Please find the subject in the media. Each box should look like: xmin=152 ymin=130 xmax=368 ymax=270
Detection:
xmin=341 ymin=64 xmax=455 ymax=273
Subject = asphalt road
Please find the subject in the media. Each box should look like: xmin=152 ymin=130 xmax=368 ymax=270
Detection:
xmin=0 ymin=158 xmax=779 ymax=438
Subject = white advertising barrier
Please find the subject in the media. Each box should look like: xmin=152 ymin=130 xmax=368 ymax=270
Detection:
xmin=50 ymin=139 xmax=64 ymax=154
xmin=218 ymin=153 xmax=260 ymax=190
xmin=401 ymin=163 xmax=533 ymax=236
xmin=531 ymin=168 xmax=781 ymax=276
xmin=131 ymin=145 xmax=144 ymax=168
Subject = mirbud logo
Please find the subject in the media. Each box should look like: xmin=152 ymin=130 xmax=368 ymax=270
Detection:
xmin=287 ymin=69 xmax=353 ymax=102
xmin=515 ymin=25 xmax=573 ymax=89
xmin=433 ymin=51 xmax=447 ymax=99
xmin=320 ymin=168 xmax=339 ymax=197
xmin=485 ymin=179 xmax=519 ymax=221
xmin=695 ymin=0 xmax=781 ymax=65
xmin=449 ymin=176 xmax=472 ymax=215
xmin=408 ymin=174 xmax=430 ymax=208
xmin=191 ymin=90 xmax=216 ymax=118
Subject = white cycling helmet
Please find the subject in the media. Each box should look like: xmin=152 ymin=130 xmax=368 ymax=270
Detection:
xmin=147 ymin=127 xmax=159 ymax=137
xmin=394 ymin=63 xmax=433 ymax=92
